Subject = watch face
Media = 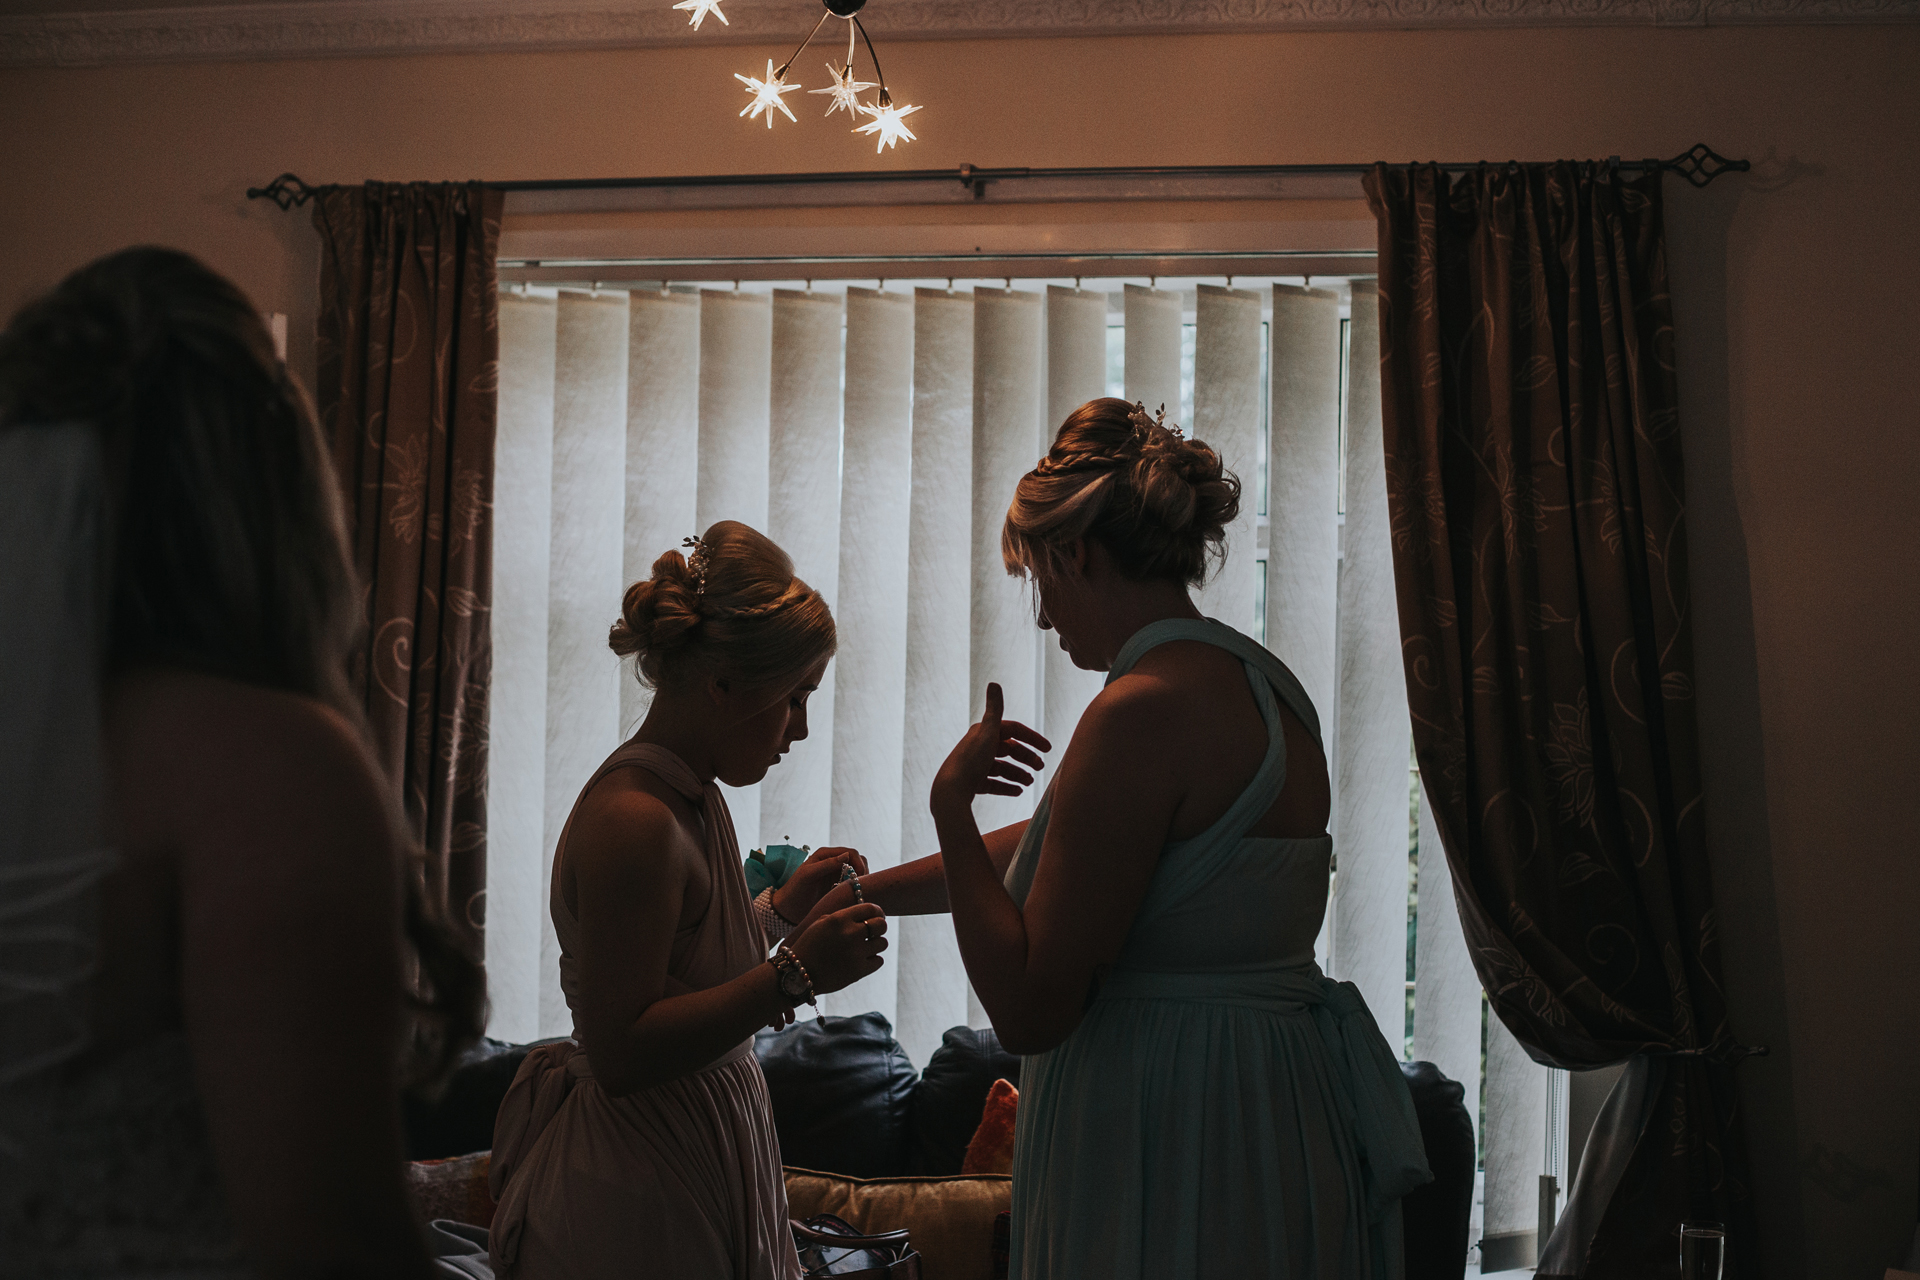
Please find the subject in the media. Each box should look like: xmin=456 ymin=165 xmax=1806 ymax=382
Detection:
xmin=777 ymin=960 xmax=810 ymax=1002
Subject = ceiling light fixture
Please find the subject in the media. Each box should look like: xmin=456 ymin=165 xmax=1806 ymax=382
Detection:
xmin=687 ymin=0 xmax=919 ymax=149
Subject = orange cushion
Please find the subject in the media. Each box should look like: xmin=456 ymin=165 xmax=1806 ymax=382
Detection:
xmin=404 ymin=1150 xmax=495 ymax=1229
xmin=960 ymin=1078 xmax=1017 ymax=1176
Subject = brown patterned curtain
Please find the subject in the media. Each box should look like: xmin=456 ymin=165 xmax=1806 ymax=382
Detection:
xmin=1363 ymin=162 xmax=1756 ymax=1277
xmin=312 ymin=181 xmax=503 ymax=952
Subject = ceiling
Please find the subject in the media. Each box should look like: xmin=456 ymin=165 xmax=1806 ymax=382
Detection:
xmin=2 ymin=0 xmax=1913 ymax=68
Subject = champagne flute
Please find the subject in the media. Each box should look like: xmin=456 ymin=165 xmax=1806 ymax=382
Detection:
xmin=1679 ymin=1220 xmax=1726 ymax=1280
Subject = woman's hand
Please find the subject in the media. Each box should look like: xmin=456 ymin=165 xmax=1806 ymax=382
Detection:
xmin=931 ymin=682 xmax=1052 ymax=820
xmin=787 ymin=903 xmax=888 ymax=996
xmin=771 ymin=845 xmax=867 ymax=926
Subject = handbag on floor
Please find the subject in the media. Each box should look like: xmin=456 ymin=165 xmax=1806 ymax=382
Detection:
xmin=792 ymin=1213 xmax=922 ymax=1278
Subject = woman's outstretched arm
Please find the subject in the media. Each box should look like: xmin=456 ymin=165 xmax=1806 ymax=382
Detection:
xmin=934 ymin=682 xmax=1181 ymax=1055
xmin=800 ymin=822 xmax=1029 ymax=922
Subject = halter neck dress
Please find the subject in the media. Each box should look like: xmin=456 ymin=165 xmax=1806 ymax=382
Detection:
xmin=488 ymin=741 xmax=799 ymax=1280
xmin=1001 ymin=619 xmax=1431 ymax=1280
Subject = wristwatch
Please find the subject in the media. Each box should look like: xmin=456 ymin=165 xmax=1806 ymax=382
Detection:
xmin=770 ymin=943 xmax=817 ymax=1010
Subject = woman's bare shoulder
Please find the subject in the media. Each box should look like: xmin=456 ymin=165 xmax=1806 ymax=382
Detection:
xmin=561 ymin=766 xmax=704 ymax=883
xmin=107 ymin=668 xmax=392 ymax=869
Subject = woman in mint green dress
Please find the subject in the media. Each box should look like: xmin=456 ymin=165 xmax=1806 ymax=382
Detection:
xmin=928 ymin=398 xmax=1431 ymax=1280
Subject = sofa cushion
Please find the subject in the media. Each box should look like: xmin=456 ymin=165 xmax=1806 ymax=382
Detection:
xmin=401 ymin=1035 xmax=567 ymax=1161
xmin=756 ymin=1013 xmax=918 ymax=1179
xmin=784 ymin=1167 xmax=1012 ymax=1280
xmin=404 ymin=1150 xmax=495 ymax=1229
xmin=908 ymin=1026 xmax=1021 ymax=1176
xmin=1399 ymin=1060 xmax=1475 ymax=1280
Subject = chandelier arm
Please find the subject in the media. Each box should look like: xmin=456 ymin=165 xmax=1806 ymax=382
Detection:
xmin=775 ymin=8 xmax=831 ymax=78
xmin=852 ymin=15 xmax=888 ymax=105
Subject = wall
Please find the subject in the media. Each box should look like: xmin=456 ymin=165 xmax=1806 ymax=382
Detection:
xmin=4 ymin=24 xmax=1916 ymax=1276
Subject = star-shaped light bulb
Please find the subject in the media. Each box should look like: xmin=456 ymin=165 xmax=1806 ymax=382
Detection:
xmin=735 ymin=59 xmax=802 ymax=128
xmin=853 ymin=97 xmax=922 ymax=153
xmin=671 ymin=0 xmax=727 ymax=31
xmin=807 ymin=62 xmax=876 ymax=118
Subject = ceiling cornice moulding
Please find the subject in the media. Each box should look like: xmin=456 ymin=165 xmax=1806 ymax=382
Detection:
xmin=4 ymin=0 xmax=1916 ymax=68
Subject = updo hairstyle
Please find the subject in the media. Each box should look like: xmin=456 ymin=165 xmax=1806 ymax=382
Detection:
xmin=609 ymin=519 xmax=836 ymax=694
xmin=1002 ymin=397 xmax=1241 ymax=590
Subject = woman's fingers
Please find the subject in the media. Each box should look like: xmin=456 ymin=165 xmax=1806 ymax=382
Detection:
xmin=988 ymin=761 xmax=1034 ymax=787
xmin=999 ymin=718 xmax=1051 ymax=753
xmin=998 ymin=739 xmax=1046 ymax=771
xmin=983 ymin=682 xmax=1004 ymax=727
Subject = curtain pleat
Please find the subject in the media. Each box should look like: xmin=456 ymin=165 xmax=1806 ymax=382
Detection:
xmin=1041 ymin=286 xmax=1108 ymax=747
xmin=826 ymin=287 xmax=914 ymax=1021
xmin=1366 ymin=161 xmax=1755 ymax=1276
xmin=1192 ymin=284 xmax=1263 ymax=633
xmin=697 ymin=289 xmax=774 ymax=851
xmin=1332 ymin=287 xmax=1414 ymax=1040
xmin=896 ymin=287 xmax=977 ymax=1060
xmin=312 ymin=180 xmax=501 ymax=957
xmin=764 ymin=290 xmax=845 ymax=850
xmin=486 ymin=291 xmax=556 ymax=1044
xmin=623 ymin=289 xmax=701 ymax=734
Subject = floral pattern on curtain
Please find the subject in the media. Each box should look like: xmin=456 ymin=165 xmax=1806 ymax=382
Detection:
xmin=1363 ymin=163 xmax=1755 ymax=1277
xmin=313 ymin=181 xmax=503 ymax=952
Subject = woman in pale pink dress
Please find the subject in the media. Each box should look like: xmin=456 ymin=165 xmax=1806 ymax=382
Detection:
xmin=488 ymin=520 xmax=888 ymax=1280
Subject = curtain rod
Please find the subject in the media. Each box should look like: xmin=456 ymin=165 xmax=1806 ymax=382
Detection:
xmin=246 ymin=144 xmax=1748 ymax=209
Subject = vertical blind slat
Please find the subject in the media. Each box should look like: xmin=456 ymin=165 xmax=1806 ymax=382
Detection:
xmin=897 ymin=287 xmax=977 ymax=1062
xmin=1412 ymin=780 xmax=1482 ymax=1149
xmin=1483 ymin=1013 xmax=1549 ymax=1253
xmin=970 ymin=288 xmax=1045 ymax=839
xmin=622 ymin=289 xmax=701 ymax=734
xmin=485 ymin=292 xmax=556 ymax=1044
xmin=544 ymin=290 xmax=630 ymax=1037
xmin=1122 ymin=284 xmax=1182 ymax=424
xmin=1267 ymin=286 xmax=1343 ymax=729
xmin=1192 ymin=284 xmax=1264 ymax=634
xmin=1041 ymin=286 xmax=1109 ymax=748
xmin=825 ymin=287 xmax=914 ymax=1020
xmin=1331 ymin=288 xmax=1412 ymax=1038
xmin=698 ymin=288 xmax=774 ymax=852
xmin=763 ymin=290 xmax=845 ymax=851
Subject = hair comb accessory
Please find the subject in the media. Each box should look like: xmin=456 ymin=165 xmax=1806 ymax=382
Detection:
xmin=1128 ymin=400 xmax=1186 ymax=442
xmin=680 ymin=535 xmax=711 ymax=595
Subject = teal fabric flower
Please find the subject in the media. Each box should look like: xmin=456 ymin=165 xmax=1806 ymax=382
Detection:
xmin=743 ymin=843 xmax=808 ymax=900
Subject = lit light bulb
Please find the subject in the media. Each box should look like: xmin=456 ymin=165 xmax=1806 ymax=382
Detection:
xmin=671 ymin=0 xmax=727 ymax=30
xmin=807 ymin=63 xmax=876 ymax=119
xmin=735 ymin=59 xmax=802 ymax=128
xmin=853 ymin=98 xmax=922 ymax=153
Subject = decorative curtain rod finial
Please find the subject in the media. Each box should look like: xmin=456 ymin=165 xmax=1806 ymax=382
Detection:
xmin=246 ymin=173 xmax=318 ymax=210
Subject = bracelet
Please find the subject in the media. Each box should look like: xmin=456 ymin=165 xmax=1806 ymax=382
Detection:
xmin=769 ymin=942 xmax=818 ymax=1011
xmin=753 ymin=887 xmax=797 ymax=945
xmin=839 ymin=862 xmax=864 ymax=903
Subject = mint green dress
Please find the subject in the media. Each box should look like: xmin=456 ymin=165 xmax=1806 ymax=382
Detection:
xmin=1003 ymin=619 xmax=1431 ymax=1280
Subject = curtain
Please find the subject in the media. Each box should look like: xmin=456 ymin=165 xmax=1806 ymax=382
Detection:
xmin=313 ymin=181 xmax=504 ymax=954
xmin=1365 ymin=162 xmax=1755 ymax=1276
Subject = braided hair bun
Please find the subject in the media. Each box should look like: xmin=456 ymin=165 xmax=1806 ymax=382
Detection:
xmin=1003 ymin=397 xmax=1241 ymax=588
xmin=610 ymin=519 xmax=835 ymax=692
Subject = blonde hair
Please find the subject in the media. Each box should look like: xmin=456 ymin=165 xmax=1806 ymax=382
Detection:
xmin=1003 ymin=397 xmax=1241 ymax=590
xmin=610 ymin=519 xmax=836 ymax=694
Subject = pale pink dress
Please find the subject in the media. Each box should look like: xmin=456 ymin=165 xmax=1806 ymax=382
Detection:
xmin=488 ymin=742 xmax=801 ymax=1280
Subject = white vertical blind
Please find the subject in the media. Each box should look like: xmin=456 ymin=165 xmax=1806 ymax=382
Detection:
xmin=543 ymin=290 xmax=629 ymax=1037
xmin=1412 ymin=782 xmax=1480 ymax=1147
xmin=896 ymin=287 xmax=976 ymax=1063
xmin=1192 ymin=284 xmax=1263 ymax=633
xmin=485 ymin=292 xmax=555 ymax=1044
xmin=825 ymin=286 xmax=913 ymax=1021
xmin=1122 ymin=284 xmax=1182 ymax=422
xmin=1331 ymin=288 xmax=1411 ymax=1039
xmin=622 ymin=289 xmax=700 ymax=734
xmin=1483 ymin=1014 xmax=1549 ymax=1263
xmin=1041 ymin=285 xmax=1109 ymax=747
xmin=1267 ymin=285 xmax=1343 ymax=729
xmin=763 ymin=290 xmax=844 ymax=850
xmin=969 ymin=288 xmax=1044 ymax=837
xmin=697 ymin=288 xmax=774 ymax=852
